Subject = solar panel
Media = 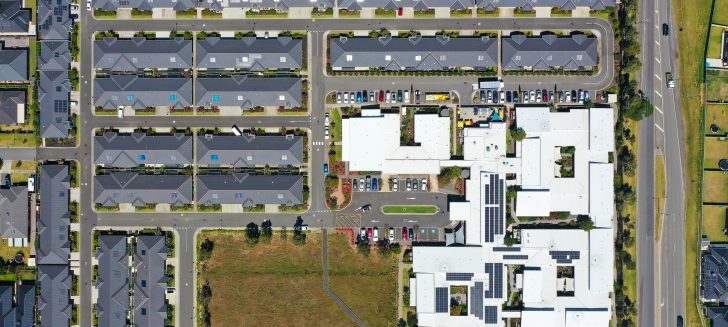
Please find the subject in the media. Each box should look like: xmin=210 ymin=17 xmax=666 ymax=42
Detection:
xmin=446 ymin=273 xmax=474 ymax=281
xmin=471 ymin=282 xmax=484 ymax=320
xmin=494 ymin=263 xmax=503 ymax=298
xmin=435 ymin=287 xmax=448 ymax=313
xmin=484 ymin=306 xmax=498 ymax=324
xmin=493 ymin=247 xmax=520 ymax=252
xmin=550 ymin=251 xmax=581 ymax=264
xmin=483 ymin=174 xmax=505 ymax=243
xmin=484 ymin=263 xmax=494 ymax=298
xmin=503 ymin=254 xmax=529 ymax=260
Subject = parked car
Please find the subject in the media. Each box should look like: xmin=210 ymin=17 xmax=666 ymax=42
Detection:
xmin=397 ymin=90 xmax=403 ymax=102
xmin=415 ymin=90 xmax=421 ymax=102
xmin=571 ymin=90 xmax=577 ymax=103
xmin=336 ymin=92 xmax=342 ymax=104
xmin=558 ymin=91 xmax=564 ymax=103
xmin=324 ymin=126 xmax=329 ymax=139
xmin=578 ymin=89 xmax=584 ymax=103
xmin=523 ymin=91 xmax=529 ymax=103
xmin=409 ymin=228 xmax=415 ymax=241
xmin=373 ymin=227 xmax=379 ymax=242
xmin=385 ymin=91 xmax=391 ymax=103
xmin=500 ymin=91 xmax=505 ymax=102
xmin=356 ymin=92 xmax=362 ymax=103
xmin=548 ymin=90 xmax=554 ymax=103
xmin=506 ymin=91 xmax=512 ymax=103
xmin=359 ymin=178 xmax=364 ymax=192
xmin=323 ymin=163 xmax=328 ymax=175
xmin=392 ymin=178 xmax=398 ymax=192
xmin=372 ymin=178 xmax=378 ymax=191
xmin=662 ymin=23 xmax=669 ymax=36
xmin=536 ymin=89 xmax=542 ymax=102
xmin=325 ymin=112 xmax=330 ymax=127
xmin=404 ymin=90 xmax=410 ymax=103
xmin=4 ymin=175 xmax=10 ymax=186
xmin=117 ymin=106 xmax=124 ymax=118
xmin=367 ymin=228 xmax=373 ymax=240
xmin=369 ymin=91 xmax=375 ymax=102
xmin=343 ymin=92 xmax=349 ymax=104
xmin=529 ymin=91 xmax=535 ymax=102
xmin=585 ymin=91 xmax=591 ymax=102
xmin=390 ymin=91 xmax=396 ymax=103
xmin=86 ymin=0 xmax=91 ymax=10
xmin=412 ymin=179 xmax=418 ymax=191
xmin=421 ymin=178 xmax=427 ymax=191
xmin=362 ymin=90 xmax=368 ymax=102
xmin=360 ymin=228 xmax=367 ymax=241
xmin=406 ymin=178 xmax=412 ymax=192
xmin=365 ymin=176 xmax=371 ymax=191
xmin=513 ymin=91 xmax=519 ymax=103
xmin=28 ymin=175 xmax=34 ymax=192
xmin=389 ymin=227 xmax=395 ymax=242
xmin=402 ymin=227 xmax=408 ymax=240
xmin=352 ymin=178 xmax=358 ymax=191
xmin=565 ymin=91 xmax=572 ymax=102
xmin=379 ymin=90 xmax=385 ymax=102
xmin=350 ymin=92 xmax=356 ymax=103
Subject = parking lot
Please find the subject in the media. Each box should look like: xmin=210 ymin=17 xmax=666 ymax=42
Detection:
xmin=473 ymin=88 xmax=594 ymax=105
xmin=350 ymin=175 xmax=432 ymax=192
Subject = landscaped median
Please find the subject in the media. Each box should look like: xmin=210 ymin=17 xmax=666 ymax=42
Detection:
xmin=381 ymin=205 xmax=439 ymax=215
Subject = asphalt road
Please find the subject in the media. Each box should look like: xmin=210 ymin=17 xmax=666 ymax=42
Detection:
xmin=638 ymin=0 xmax=687 ymax=324
xmin=58 ymin=13 xmax=618 ymax=327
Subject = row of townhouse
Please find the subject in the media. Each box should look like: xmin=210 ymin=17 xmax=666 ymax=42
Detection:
xmin=95 ymin=234 xmax=169 ymax=327
xmin=329 ymin=33 xmax=598 ymax=72
xmin=90 ymin=0 xmax=615 ymax=12
xmin=38 ymin=0 xmax=73 ymax=139
xmin=0 ymin=1 xmax=32 ymax=130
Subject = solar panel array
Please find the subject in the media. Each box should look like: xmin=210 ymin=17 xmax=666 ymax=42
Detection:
xmin=503 ymin=254 xmax=530 ymax=260
xmin=484 ymin=263 xmax=503 ymax=299
xmin=550 ymin=250 xmax=581 ymax=264
xmin=435 ymin=287 xmax=449 ymax=313
xmin=446 ymin=273 xmax=474 ymax=281
xmin=484 ymin=306 xmax=498 ymax=324
xmin=483 ymin=174 xmax=505 ymax=243
xmin=471 ymin=282 xmax=484 ymax=320
xmin=493 ymin=246 xmax=520 ymax=252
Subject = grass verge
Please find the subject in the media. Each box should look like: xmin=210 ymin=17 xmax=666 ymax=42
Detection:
xmin=381 ymin=205 xmax=438 ymax=215
xmin=656 ymin=154 xmax=666 ymax=241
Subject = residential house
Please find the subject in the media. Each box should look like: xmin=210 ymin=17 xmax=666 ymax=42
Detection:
xmin=706 ymin=307 xmax=728 ymax=327
xmin=95 ymin=235 xmax=130 ymax=327
xmin=0 ymin=43 xmax=26 ymax=81
xmin=477 ymin=0 xmax=615 ymax=12
xmin=38 ymin=69 xmax=70 ymax=138
xmin=133 ymin=235 xmax=168 ymax=327
xmin=37 ymin=165 xmax=70 ymax=266
xmin=92 ymin=0 xmax=197 ymax=11
xmin=196 ymin=133 xmax=303 ymax=167
xmin=39 ymin=40 xmax=71 ymax=71
xmin=196 ymin=174 xmax=303 ymax=207
xmin=0 ymin=90 xmax=25 ymax=124
xmin=0 ymin=283 xmax=15 ymax=326
xmin=94 ymin=132 xmax=193 ymax=168
xmin=0 ymin=186 xmax=28 ymax=245
xmin=196 ymin=36 xmax=302 ymax=71
xmin=195 ymin=76 xmax=301 ymax=109
xmin=37 ymin=0 xmax=71 ymax=40
xmin=94 ymin=172 xmax=193 ymax=207
xmin=501 ymin=34 xmax=598 ymax=71
xmin=703 ymin=245 xmax=728 ymax=304
xmin=93 ymin=75 xmax=193 ymax=110
xmin=94 ymin=37 xmax=193 ymax=72
xmin=329 ymin=35 xmax=498 ymax=71
xmin=337 ymin=0 xmax=470 ymax=12
xmin=0 ymin=0 xmax=31 ymax=35
xmin=202 ymin=0 xmax=333 ymax=12
xmin=16 ymin=283 xmax=35 ymax=327
xmin=37 ymin=265 xmax=72 ymax=327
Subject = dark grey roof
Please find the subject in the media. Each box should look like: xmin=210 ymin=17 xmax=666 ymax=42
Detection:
xmin=196 ymin=174 xmax=303 ymax=206
xmin=94 ymin=37 xmax=192 ymax=71
xmin=37 ymin=0 xmax=71 ymax=40
xmin=197 ymin=134 xmax=303 ymax=167
xmin=92 ymin=0 xmax=196 ymax=11
xmin=37 ymin=165 xmax=70 ymax=265
xmin=704 ymin=246 xmax=728 ymax=304
xmin=330 ymin=35 xmax=498 ymax=71
xmin=39 ymin=40 xmax=71 ymax=71
xmin=38 ymin=70 xmax=70 ymax=138
xmin=195 ymin=76 xmax=301 ymax=109
xmin=0 ymin=283 xmax=15 ymax=327
xmin=707 ymin=307 xmax=728 ymax=327
xmin=202 ymin=0 xmax=332 ymax=11
xmin=0 ymin=0 xmax=29 ymax=33
xmin=0 ymin=44 xmax=26 ymax=81
xmin=37 ymin=264 xmax=72 ymax=327
xmin=0 ymin=90 xmax=25 ymax=124
xmin=95 ymin=235 xmax=129 ymax=327
xmin=501 ymin=34 xmax=598 ymax=71
xmin=94 ymin=132 xmax=193 ymax=167
xmin=94 ymin=173 xmax=193 ymax=207
xmin=93 ymin=75 xmax=193 ymax=110
xmin=16 ymin=283 xmax=35 ymax=327
xmin=476 ymin=0 xmax=615 ymax=10
xmin=196 ymin=36 xmax=302 ymax=71
xmin=338 ymin=0 xmax=470 ymax=10
xmin=133 ymin=235 xmax=167 ymax=327
xmin=0 ymin=186 xmax=28 ymax=238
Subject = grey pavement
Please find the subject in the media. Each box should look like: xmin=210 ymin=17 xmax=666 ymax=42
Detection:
xmin=344 ymin=191 xmax=450 ymax=229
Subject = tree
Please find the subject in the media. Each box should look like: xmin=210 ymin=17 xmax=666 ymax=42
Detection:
xmin=292 ymin=217 xmax=307 ymax=246
xmin=620 ymin=146 xmax=637 ymax=177
xmin=576 ymin=215 xmax=595 ymax=231
xmin=357 ymin=241 xmax=371 ymax=257
xmin=511 ymin=127 xmax=527 ymax=142
xmin=623 ymin=96 xmax=654 ymax=121
xmin=245 ymin=222 xmax=260 ymax=247
xmin=199 ymin=238 xmax=214 ymax=261
xmin=261 ymin=220 xmax=273 ymax=242
xmin=438 ymin=167 xmax=462 ymax=186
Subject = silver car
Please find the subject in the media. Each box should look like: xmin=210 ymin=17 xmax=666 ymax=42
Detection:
xmin=359 ymin=178 xmax=364 ymax=192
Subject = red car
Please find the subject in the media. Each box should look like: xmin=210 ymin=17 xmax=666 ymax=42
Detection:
xmin=379 ymin=90 xmax=384 ymax=102
xmin=542 ymin=89 xmax=548 ymax=102
xmin=367 ymin=228 xmax=373 ymax=240
xmin=402 ymin=227 xmax=408 ymax=241
xmin=397 ymin=7 xmax=403 ymax=16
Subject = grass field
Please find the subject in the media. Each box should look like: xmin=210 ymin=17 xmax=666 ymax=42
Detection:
xmin=714 ymin=0 xmax=728 ymax=25
xmin=702 ymin=205 xmax=728 ymax=242
xmin=0 ymin=133 xmax=36 ymax=147
xmin=331 ymin=108 xmax=342 ymax=143
xmin=703 ymin=171 xmax=728 ymax=203
xmin=704 ymin=137 xmax=728 ymax=169
xmin=673 ymin=0 xmax=712 ymax=323
xmin=708 ymin=26 xmax=725 ymax=59
xmin=707 ymin=69 xmax=728 ymax=102
xmin=706 ymin=104 xmax=728 ymax=134
xmin=656 ymin=154 xmax=666 ymax=241
xmin=198 ymin=231 xmax=396 ymax=327
xmin=622 ymin=119 xmax=639 ymax=325
xmin=381 ymin=205 xmax=439 ymax=215
xmin=328 ymin=233 xmax=398 ymax=327
xmin=11 ymin=160 xmax=36 ymax=172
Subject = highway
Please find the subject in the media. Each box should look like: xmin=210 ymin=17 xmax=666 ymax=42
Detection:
xmin=638 ymin=0 xmax=687 ymax=324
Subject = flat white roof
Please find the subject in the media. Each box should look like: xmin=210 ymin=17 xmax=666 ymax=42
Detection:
xmin=589 ymin=162 xmax=614 ymax=228
xmin=522 ymin=269 xmax=544 ymax=303
xmin=516 ymin=191 xmax=551 ymax=217
xmin=588 ymin=228 xmax=614 ymax=294
xmin=416 ymin=273 xmax=435 ymax=313
xmin=413 ymin=246 xmax=486 ymax=273
xmin=521 ymin=310 xmax=560 ymax=327
xmin=516 ymin=106 xmax=550 ymax=133
xmin=589 ymin=108 xmax=615 ymax=152
xmin=565 ymin=310 xmax=611 ymax=327
xmin=341 ymin=112 xmax=399 ymax=172
xmin=520 ymin=137 xmax=541 ymax=186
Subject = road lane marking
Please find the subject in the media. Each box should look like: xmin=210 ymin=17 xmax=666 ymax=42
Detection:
xmin=655 ymin=106 xmax=663 ymax=114
xmin=655 ymin=57 xmax=661 ymax=63
xmin=655 ymin=90 xmax=662 ymax=98
xmin=655 ymin=123 xmax=664 ymax=132
xmin=654 ymin=74 xmax=662 ymax=81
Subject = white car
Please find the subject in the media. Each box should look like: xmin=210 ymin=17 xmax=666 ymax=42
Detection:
xmin=28 ymin=175 xmax=34 ymax=192
xmin=529 ymin=91 xmax=535 ymax=102
xmin=359 ymin=178 xmax=365 ymax=192
xmin=324 ymin=127 xmax=329 ymax=139
xmin=421 ymin=178 xmax=427 ymax=191
xmin=392 ymin=178 xmax=398 ymax=192
xmin=86 ymin=0 xmax=91 ymax=10
xmin=343 ymin=92 xmax=349 ymax=104
xmin=360 ymin=228 xmax=367 ymax=240
xmin=389 ymin=228 xmax=395 ymax=242
xmin=325 ymin=113 xmax=330 ymax=127
xmin=566 ymin=92 xmax=572 ymax=102
xmin=500 ymin=91 xmax=505 ymax=102
xmin=404 ymin=90 xmax=410 ymax=103
xmin=373 ymin=227 xmax=379 ymax=242
xmin=117 ymin=106 xmax=124 ymax=118
xmin=336 ymin=93 xmax=342 ymax=104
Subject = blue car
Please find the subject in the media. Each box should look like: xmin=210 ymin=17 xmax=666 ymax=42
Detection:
xmin=323 ymin=163 xmax=329 ymax=175
xmin=372 ymin=178 xmax=378 ymax=191
xmin=356 ymin=92 xmax=362 ymax=103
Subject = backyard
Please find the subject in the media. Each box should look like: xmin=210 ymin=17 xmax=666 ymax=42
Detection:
xmin=707 ymin=69 xmax=728 ymax=102
xmin=708 ymin=26 xmax=725 ymax=59
xmin=702 ymin=205 xmax=728 ymax=242
xmin=706 ymin=104 xmax=728 ymax=135
xmin=704 ymin=137 xmax=728 ymax=169
xmin=197 ymin=231 xmax=397 ymax=327
xmin=714 ymin=0 xmax=728 ymax=25
xmin=703 ymin=171 xmax=728 ymax=203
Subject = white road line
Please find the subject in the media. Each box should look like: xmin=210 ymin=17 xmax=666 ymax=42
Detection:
xmin=654 ymin=106 xmax=663 ymax=114
xmin=655 ymin=40 xmax=660 ymax=46
xmin=655 ymin=90 xmax=662 ymax=98
xmin=655 ymin=123 xmax=664 ymax=132
xmin=655 ymin=74 xmax=662 ymax=81
xmin=655 ymin=57 xmax=661 ymax=63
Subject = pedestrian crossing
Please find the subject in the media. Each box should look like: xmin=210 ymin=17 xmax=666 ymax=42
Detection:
xmin=312 ymin=141 xmax=326 ymax=146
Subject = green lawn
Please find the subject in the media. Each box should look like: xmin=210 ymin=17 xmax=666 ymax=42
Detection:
xmin=338 ymin=10 xmax=360 ymax=18
xmin=704 ymin=137 xmax=728 ymax=169
xmin=708 ymin=26 xmax=725 ymax=59
xmin=703 ymin=205 xmax=728 ymax=242
xmin=706 ymin=104 xmax=728 ymax=135
xmin=707 ymin=69 xmax=728 ymax=102
xmin=0 ymin=133 xmax=37 ymax=147
xmin=331 ymin=108 xmax=342 ymax=143
xmin=704 ymin=171 xmax=728 ymax=203
xmin=714 ymin=0 xmax=728 ymax=26
xmin=381 ymin=205 xmax=439 ymax=215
